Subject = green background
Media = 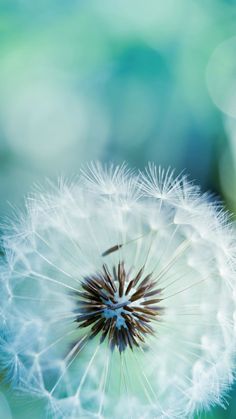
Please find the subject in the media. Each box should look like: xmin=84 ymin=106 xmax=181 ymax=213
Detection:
xmin=0 ymin=1 xmax=236 ymax=417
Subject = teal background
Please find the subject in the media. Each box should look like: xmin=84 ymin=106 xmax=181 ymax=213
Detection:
xmin=1 ymin=1 xmax=236 ymax=417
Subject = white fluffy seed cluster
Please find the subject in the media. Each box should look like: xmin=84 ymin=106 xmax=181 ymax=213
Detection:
xmin=0 ymin=163 xmax=236 ymax=419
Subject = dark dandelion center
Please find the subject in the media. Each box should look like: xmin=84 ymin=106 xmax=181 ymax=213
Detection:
xmin=75 ymin=261 xmax=164 ymax=352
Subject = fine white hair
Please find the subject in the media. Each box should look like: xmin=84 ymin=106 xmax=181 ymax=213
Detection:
xmin=0 ymin=162 xmax=236 ymax=418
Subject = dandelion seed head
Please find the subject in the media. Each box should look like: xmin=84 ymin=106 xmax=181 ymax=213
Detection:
xmin=0 ymin=163 xmax=236 ymax=418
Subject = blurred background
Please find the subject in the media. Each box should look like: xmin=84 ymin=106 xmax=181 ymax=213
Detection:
xmin=0 ymin=0 xmax=236 ymax=417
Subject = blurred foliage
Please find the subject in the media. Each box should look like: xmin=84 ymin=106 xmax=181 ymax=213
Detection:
xmin=1 ymin=0 xmax=236 ymax=417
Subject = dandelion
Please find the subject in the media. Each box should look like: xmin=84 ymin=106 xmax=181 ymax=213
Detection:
xmin=0 ymin=162 xmax=236 ymax=419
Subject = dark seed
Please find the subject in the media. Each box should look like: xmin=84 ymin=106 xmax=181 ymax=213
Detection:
xmin=102 ymin=244 xmax=123 ymax=257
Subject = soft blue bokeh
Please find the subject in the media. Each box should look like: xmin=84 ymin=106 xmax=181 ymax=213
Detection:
xmin=1 ymin=1 xmax=236 ymax=418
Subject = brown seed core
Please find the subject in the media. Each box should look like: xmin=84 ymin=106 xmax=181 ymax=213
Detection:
xmin=75 ymin=263 xmax=164 ymax=352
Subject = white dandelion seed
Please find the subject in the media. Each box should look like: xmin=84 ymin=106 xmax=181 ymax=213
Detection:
xmin=0 ymin=163 xmax=236 ymax=419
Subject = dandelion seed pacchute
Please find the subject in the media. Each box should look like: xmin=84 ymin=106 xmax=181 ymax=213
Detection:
xmin=0 ymin=162 xmax=236 ymax=418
